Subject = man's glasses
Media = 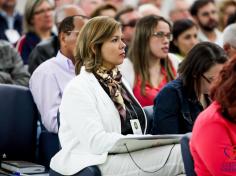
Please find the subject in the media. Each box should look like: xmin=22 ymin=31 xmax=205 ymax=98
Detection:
xmin=67 ymin=30 xmax=80 ymax=37
xmin=122 ymin=19 xmax=138 ymax=28
xmin=153 ymin=32 xmax=173 ymax=41
xmin=34 ymin=7 xmax=54 ymax=15
xmin=201 ymin=74 xmax=213 ymax=84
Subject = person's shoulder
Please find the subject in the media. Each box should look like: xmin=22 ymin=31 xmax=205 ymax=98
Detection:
xmin=160 ymin=78 xmax=182 ymax=92
xmin=195 ymin=102 xmax=222 ymax=126
xmin=31 ymin=57 xmax=56 ymax=76
xmin=168 ymin=53 xmax=181 ymax=70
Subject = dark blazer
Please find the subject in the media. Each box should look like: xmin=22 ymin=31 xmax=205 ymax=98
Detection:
xmin=28 ymin=35 xmax=59 ymax=74
xmin=152 ymin=78 xmax=204 ymax=134
xmin=0 ymin=12 xmax=22 ymax=42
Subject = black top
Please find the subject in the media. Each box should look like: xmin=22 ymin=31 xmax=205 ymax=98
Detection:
xmin=97 ymin=79 xmax=146 ymax=135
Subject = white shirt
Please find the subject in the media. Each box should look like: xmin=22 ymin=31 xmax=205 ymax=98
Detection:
xmin=198 ymin=29 xmax=223 ymax=47
xmin=29 ymin=51 xmax=75 ymax=133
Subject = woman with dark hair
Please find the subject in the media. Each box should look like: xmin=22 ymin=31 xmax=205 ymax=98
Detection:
xmin=120 ymin=15 xmax=180 ymax=107
xmin=190 ymin=56 xmax=236 ymax=176
xmin=169 ymin=19 xmax=199 ymax=60
xmin=152 ymin=42 xmax=228 ymax=134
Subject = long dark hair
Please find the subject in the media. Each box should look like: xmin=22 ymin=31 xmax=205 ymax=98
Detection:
xmin=128 ymin=15 xmax=175 ymax=95
xmin=169 ymin=19 xmax=197 ymax=55
xmin=178 ymin=42 xmax=227 ymax=98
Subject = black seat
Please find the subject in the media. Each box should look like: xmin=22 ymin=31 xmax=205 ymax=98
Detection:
xmin=180 ymin=133 xmax=196 ymax=176
xmin=143 ymin=105 xmax=154 ymax=134
xmin=0 ymin=84 xmax=38 ymax=162
xmin=38 ymin=111 xmax=60 ymax=168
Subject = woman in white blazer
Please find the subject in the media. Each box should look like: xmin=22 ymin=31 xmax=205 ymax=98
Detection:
xmin=50 ymin=16 xmax=184 ymax=176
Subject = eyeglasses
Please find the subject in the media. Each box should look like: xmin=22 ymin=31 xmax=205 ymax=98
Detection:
xmin=122 ymin=19 xmax=138 ymax=28
xmin=153 ymin=32 xmax=173 ymax=41
xmin=34 ymin=7 xmax=54 ymax=15
xmin=201 ymin=74 xmax=213 ymax=84
xmin=67 ymin=30 xmax=80 ymax=37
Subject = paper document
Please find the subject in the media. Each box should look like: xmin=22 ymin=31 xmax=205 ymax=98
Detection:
xmin=109 ymin=134 xmax=183 ymax=154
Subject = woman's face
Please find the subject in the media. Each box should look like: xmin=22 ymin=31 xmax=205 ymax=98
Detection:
xmin=223 ymin=4 xmax=236 ymax=27
xmin=175 ymin=26 xmax=199 ymax=57
xmin=149 ymin=21 xmax=171 ymax=59
xmin=32 ymin=1 xmax=54 ymax=32
xmin=200 ymin=63 xmax=224 ymax=95
xmin=101 ymin=28 xmax=126 ymax=70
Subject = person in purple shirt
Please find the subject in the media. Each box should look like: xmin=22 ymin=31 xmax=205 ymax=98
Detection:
xmin=29 ymin=15 xmax=88 ymax=133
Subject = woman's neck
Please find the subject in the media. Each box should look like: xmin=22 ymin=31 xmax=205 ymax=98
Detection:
xmin=148 ymin=57 xmax=163 ymax=87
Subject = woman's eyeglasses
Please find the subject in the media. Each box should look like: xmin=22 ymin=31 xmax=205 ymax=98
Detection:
xmin=201 ymin=74 xmax=213 ymax=84
xmin=34 ymin=7 xmax=54 ymax=15
xmin=152 ymin=32 xmax=173 ymax=41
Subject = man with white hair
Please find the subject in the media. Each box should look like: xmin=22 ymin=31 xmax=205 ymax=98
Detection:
xmin=138 ymin=3 xmax=160 ymax=16
xmin=161 ymin=0 xmax=191 ymax=22
xmin=223 ymin=23 xmax=236 ymax=58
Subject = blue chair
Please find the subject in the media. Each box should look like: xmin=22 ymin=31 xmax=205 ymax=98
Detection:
xmin=0 ymin=84 xmax=38 ymax=162
xmin=38 ymin=131 xmax=60 ymax=169
xmin=180 ymin=133 xmax=196 ymax=176
xmin=143 ymin=105 xmax=154 ymax=134
xmin=37 ymin=111 xmax=60 ymax=169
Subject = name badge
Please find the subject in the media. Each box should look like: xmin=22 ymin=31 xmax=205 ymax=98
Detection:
xmin=5 ymin=29 xmax=20 ymax=44
xmin=130 ymin=119 xmax=142 ymax=135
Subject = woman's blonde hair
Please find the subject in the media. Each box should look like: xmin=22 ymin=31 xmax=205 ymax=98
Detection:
xmin=23 ymin=0 xmax=53 ymax=33
xmin=75 ymin=16 xmax=121 ymax=74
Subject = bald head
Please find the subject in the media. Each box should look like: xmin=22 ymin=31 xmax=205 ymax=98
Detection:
xmin=55 ymin=4 xmax=86 ymax=26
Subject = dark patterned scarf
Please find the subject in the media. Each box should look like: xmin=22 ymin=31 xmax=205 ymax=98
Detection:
xmin=95 ymin=66 xmax=127 ymax=121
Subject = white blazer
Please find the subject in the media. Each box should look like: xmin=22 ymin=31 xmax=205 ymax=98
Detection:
xmin=50 ymin=67 xmax=147 ymax=175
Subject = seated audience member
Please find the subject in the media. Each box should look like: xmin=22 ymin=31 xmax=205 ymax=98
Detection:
xmin=77 ymin=0 xmax=104 ymax=17
xmin=190 ymin=55 xmax=236 ymax=176
xmin=0 ymin=40 xmax=30 ymax=86
xmin=114 ymin=6 xmax=142 ymax=50
xmin=120 ymin=15 xmax=180 ymax=107
xmin=90 ymin=3 xmax=117 ymax=18
xmin=161 ymin=0 xmax=191 ymax=23
xmin=138 ymin=3 xmax=161 ymax=16
xmin=0 ymin=0 xmax=22 ymax=43
xmin=169 ymin=19 xmax=199 ymax=61
xmin=218 ymin=0 xmax=236 ymax=31
xmin=16 ymin=0 xmax=54 ymax=65
xmin=50 ymin=16 xmax=184 ymax=176
xmin=190 ymin=0 xmax=223 ymax=47
xmin=152 ymin=42 xmax=228 ymax=134
xmin=28 ymin=4 xmax=87 ymax=74
xmin=222 ymin=23 xmax=236 ymax=58
xmin=30 ymin=15 xmax=87 ymax=133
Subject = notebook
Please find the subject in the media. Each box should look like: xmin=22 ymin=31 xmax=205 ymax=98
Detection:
xmin=109 ymin=134 xmax=183 ymax=154
xmin=1 ymin=161 xmax=45 ymax=174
